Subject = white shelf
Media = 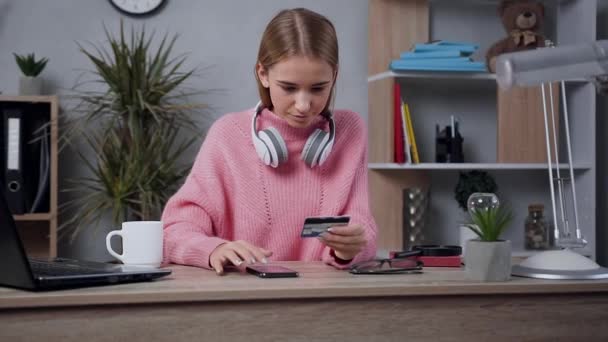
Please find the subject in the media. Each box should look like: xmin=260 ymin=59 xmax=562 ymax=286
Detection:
xmin=368 ymin=70 xmax=590 ymax=85
xmin=368 ymin=70 xmax=495 ymax=83
xmin=368 ymin=163 xmax=592 ymax=171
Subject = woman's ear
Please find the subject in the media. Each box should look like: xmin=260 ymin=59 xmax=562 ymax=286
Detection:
xmin=256 ymin=63 xmax=270 ymax=88
xmin=333 ymin=65 xmax=339 ymax=84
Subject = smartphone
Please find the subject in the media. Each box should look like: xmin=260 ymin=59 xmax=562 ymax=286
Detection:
xmin=246 ymin=265 xmax=299 ymax=278
xmin=300 ymin=216 xmax=350 ymax=238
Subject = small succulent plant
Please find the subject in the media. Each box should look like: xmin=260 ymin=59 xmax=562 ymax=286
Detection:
xmin=13 ymin=53 xmax=49 ymax=77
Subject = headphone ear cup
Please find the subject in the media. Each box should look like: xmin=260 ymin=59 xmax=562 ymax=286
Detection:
xmin=318 ymin=135 xmax=334 ymax=166
xmin=253 ymin=133 xmax=272 ymax=166
xmin=259 ymin=127 xmax=288 ymax=167
xmin=301 ymin=129 xmax=329 ymax=168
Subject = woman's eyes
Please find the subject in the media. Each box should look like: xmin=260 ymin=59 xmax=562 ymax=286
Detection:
xmin=281 ymin=87 xmax=326 ymax=93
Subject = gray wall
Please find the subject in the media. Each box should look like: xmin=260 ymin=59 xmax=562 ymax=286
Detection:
xmin=0 ymin=0 xmax=368 ymax=261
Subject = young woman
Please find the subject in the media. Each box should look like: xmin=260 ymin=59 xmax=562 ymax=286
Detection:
xmin=161 ymin=8 xmax=377 ymax=275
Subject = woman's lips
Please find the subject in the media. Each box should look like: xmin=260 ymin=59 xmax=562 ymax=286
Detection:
xmin=291 ymin=114 xmax=308 ymax=121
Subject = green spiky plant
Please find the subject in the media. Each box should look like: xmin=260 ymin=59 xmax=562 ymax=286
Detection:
xmin=465 ymin=205 xmax=513 ymax=242
xmin=13 ymin=53 xmax=49 ymax=77
xmin=60 ymin=22 xmax=210 ymax=241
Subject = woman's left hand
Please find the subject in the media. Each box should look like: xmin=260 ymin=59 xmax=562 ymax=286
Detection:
xmin=318 ymin=224 xmax=367 ymax=261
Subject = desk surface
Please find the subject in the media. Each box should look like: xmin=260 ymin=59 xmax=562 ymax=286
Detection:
xmin=1 ymin=261 xmax=608 ymax=309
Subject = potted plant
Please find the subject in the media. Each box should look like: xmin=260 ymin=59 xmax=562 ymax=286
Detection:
xmin=13 ymin=52 xmax=48 ymax=95
xmin=464 ymin=199 xmax=513 ymax=282
xmin=454 ymin=171 xmax=498 ymax=253
xmin=60 ymin=22 xmax=209 ymax=241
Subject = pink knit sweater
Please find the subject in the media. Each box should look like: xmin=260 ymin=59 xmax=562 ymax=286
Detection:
xmin=161 ymin=107 xmax=378 ymax=269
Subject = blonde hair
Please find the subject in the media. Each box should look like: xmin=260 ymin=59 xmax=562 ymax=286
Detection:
xmin=255 ymin=8 xmax=339 ymax=115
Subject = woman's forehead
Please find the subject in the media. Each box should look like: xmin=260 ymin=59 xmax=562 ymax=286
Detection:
xmin=269 ymin=55 xmax=334 ymax=83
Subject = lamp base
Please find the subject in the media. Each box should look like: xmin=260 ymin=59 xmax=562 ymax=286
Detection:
xmin=512 ymin=249 xmax=608 ymax=280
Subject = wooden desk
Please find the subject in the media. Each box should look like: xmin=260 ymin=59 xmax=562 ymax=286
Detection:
xmin=1 ymin=262 xmax=608 ymax=341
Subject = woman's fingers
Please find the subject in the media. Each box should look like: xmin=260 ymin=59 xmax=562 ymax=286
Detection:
xmin=209 ymin=241 xmax=275 ymax=276
xmin=234 ymin=241 xmax=269 ymax=264
xmin=210 ymin=257 xmax=224 ymax=275
xmin=317 ymin=224 xmax=367 ymax=260
xmin=223 ymin=250 xmax=245 ymax=266
xmin=319 ymin=231 xmax=365 ymax=245
xmin=326 ymin=224 xmax=364 ymax=236
xmin=322 ymin=240 xmax=364 ymax=253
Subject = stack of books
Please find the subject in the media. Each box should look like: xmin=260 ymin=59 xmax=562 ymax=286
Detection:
xmin=393 ymin=83 xmax=419 ymax=164
xmin=390 ymin=40 xmax=487 ymax=72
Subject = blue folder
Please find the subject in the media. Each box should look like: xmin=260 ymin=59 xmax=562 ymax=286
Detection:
xmin=389 ymin=60 xmax=487 ymax=72
xmin=395 ymin=57 xmax=472 ymax=63
xmin=400 ymin=50 xmax=466 ymax=59
xmin=412 ymin=45 xmax=478 ymax=54
xmin=412 ymin=41 xmax=479 ymax=55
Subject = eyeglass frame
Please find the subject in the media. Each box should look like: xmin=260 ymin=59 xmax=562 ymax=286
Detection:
xmin=349 ymin=257 xmax=423 ymax=275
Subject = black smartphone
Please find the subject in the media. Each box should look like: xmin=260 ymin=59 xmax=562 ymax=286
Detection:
xmin=246 ymin=265 xmax=299 ymax=278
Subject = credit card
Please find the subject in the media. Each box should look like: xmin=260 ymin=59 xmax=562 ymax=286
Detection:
xmin=301 ymin=216 xmax=350 ymax=238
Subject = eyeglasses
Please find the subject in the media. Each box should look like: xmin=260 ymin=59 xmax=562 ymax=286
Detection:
xmin=349 ymin=258 xmax=423 ymax=275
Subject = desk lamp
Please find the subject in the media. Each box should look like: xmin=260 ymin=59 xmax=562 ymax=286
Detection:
xmin=496 ymin=40 xmax=608 ymax=279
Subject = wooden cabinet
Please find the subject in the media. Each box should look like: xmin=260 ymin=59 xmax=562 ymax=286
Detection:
xmin=0 ymin=95 xmax=58 ymax=258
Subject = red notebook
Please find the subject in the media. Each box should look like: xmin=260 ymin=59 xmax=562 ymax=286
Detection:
xmin=389 ymin=251 xmax=462 ymax=268
xmin=393 ymin=82 xmax=405 ymax=163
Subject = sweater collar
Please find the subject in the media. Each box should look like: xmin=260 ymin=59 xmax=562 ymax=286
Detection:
xmin=258 ymin=108 xmax=326 ymax=142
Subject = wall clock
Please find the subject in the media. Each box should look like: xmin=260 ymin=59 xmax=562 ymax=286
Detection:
xmin=109 ymin=0 xmax=167 ymax=16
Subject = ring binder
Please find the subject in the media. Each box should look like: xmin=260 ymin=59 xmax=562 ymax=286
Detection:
xmin=3 ymin=108 xmax=27 ymax=214
xmin=1 ymin=104 xmax=51 ymax=215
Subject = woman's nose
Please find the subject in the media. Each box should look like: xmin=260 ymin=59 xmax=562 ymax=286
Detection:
xmin=295 ymin=93 xmax=311 ymax=112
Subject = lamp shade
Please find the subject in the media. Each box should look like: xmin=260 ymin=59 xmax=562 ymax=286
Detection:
xmin=496 ymin=40 xmax=608 ymax=89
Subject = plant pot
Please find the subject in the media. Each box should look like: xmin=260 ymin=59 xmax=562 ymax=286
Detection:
xmin=465 ymin=239 xmax=511 ymax=282
xmin=459 ymin=224 xmax=478 ymax=263
xmin=19 ymin=76 xmax=43 ymax=95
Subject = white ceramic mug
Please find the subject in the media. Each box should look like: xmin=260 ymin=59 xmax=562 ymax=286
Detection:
xmin=106 ymin=221 xmax=163 ymax=267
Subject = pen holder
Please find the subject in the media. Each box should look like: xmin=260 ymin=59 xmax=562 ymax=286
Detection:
xmin=436 ymin=125 xmax=464 ymax=163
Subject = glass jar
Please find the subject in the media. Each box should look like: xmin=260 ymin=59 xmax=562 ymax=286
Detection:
xmin=525 ymin=204 xmax=550 ymax=250
xmin=467 ymin=192 xmax=500 ymax=216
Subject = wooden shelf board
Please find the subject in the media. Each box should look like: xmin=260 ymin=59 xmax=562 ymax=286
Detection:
xmin=13 ymin=213 xmax=53 ymax=221
xmin=368 ymin=70 xmax=495 ymax=83
xmin=368 ymin=71 xmax=589 ymax=84
xmin=368 ymin=163 xmax=592 ymax=170
xmin=0 ymin=95 xmax=56 ymax=103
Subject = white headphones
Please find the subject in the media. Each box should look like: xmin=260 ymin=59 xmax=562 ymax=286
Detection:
xmin=251 ymin=102 xmax=336 ymax=168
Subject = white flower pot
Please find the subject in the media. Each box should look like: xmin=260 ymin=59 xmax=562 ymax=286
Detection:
xmin=459 ymin=224 xmax=478 ymax=262
xmin=465 ymin=239 xmax=511 ymax=282
xmin=19 ymin=76 xmax=43 ymax=95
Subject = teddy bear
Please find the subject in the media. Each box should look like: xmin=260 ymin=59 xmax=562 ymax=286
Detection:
xmin=486 ymin=0 xmax=546 ymax=73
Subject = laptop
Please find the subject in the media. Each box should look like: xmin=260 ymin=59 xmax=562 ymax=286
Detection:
xmin=0 ymin=192 xmax=171 ymax=291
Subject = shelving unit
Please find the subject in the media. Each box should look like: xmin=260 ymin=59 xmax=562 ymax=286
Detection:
xmin=367 ymin=0 xmax=597 ymax=258
xmin=0 ymin=95 xmax=58 ymax=258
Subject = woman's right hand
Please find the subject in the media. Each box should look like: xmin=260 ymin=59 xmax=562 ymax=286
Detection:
xmin=209 ymin=240 xmax=273 ymax=275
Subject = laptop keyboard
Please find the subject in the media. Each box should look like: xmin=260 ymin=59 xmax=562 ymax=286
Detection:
xmin=29 ymin=260 xmax=111 ymax=276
